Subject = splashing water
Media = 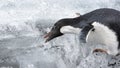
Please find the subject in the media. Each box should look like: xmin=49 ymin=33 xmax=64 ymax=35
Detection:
xmin=0 ymin=0 xmax=120 ymax=68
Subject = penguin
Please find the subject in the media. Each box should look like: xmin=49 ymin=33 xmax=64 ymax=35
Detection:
xmin=44 ymin=8 xmax=120 ymax=55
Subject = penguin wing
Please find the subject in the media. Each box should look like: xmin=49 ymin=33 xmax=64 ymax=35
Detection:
xmin=79 ymin=24 xmax=94 ymax=43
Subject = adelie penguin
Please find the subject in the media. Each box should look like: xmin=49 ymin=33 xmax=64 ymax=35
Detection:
xmin=44 ymin=8 xmax=120 ymax=55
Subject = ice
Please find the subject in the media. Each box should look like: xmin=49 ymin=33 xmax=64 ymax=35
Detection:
xmin=0 ymin=0 xmax=120 ymax=68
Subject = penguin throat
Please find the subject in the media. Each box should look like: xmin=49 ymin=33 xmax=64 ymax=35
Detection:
xmin=60 ymin=25 xmax=81 ymax=34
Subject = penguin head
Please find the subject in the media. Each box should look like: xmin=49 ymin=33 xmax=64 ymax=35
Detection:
xmin=44 ymin=18 xmax=81 ymax=43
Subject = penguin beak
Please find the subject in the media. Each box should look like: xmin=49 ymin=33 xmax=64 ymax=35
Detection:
xmin=44 ymin=32 xmax=53 ymax=43
xmin=44 ymin=30 xmax=63 ymax=43
xmin=44 ymin=31 xmax=57 ymax=43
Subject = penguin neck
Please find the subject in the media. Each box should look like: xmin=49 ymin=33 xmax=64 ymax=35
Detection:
xmin=72 ymin=16 xmax=83 ymax=24
xmin=60 ymin=16 xmax=84 ymax=34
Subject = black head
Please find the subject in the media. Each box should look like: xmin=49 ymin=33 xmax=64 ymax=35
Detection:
xmin=44 ymin=18 xmax=79 ymax=43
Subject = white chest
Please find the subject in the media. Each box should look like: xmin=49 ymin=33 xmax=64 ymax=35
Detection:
xmin=60 ymin=22 xmax=119 ymax=55
xmin=87 ymin=22 xmax=119 ymax=55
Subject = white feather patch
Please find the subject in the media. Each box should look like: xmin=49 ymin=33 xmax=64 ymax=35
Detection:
xmin=87 ymin=22 xmax=119 ymax=55
xmin=60 ymin=26 xmax=81 ymax=34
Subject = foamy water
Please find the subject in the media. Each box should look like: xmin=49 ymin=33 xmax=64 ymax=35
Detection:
xmin=0 ymin=0 xmax=120 ymax=68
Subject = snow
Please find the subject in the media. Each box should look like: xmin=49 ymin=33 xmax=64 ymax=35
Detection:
xmin=0 ymin=0 xmax=120 ymax=68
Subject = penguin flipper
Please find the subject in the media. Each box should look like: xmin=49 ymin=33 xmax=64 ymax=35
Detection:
xmin=79 ymin=24 xmax=94 ymax=43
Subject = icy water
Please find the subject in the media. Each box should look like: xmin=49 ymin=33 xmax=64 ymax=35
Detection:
xmin=1 ymin=0 xmax=120 ymax=68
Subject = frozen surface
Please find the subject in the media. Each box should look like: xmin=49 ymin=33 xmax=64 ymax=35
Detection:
xmin=0 ymin=0 xmax=120 ymax=68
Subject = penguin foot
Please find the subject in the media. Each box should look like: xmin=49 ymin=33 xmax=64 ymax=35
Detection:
xmin=93 ymin=49 xmax=108 ymax=54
